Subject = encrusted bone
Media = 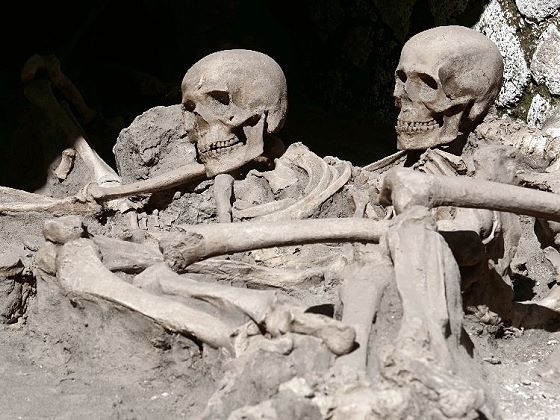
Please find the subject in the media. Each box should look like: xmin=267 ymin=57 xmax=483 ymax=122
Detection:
xmin=157 ymin=218 xmax=390 ymax=270
xmin=335 ymin=250 xmax=394 ymax=371
xmin=186 ymin=259 xmax=325 ymax=290
xmin=0 ymin=188 xmax=100 ymax=215
xmin=380 ymin=167 xmax=560 ymax=222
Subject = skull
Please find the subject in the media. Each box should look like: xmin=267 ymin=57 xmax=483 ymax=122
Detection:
xmin=394 ymin=26 xmax=503 ymax=151
xmin=181 ymin=49 xmax=287 ymax=176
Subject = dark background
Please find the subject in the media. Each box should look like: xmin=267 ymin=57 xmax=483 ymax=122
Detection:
xmin=0 ymin=0 xmax=486 ymax=190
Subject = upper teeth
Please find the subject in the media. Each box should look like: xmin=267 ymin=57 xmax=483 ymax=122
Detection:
xmin=198 ymin=138 xmax=242 ymax=155
xmin=396 ymin=119 xmax=439 ymax=133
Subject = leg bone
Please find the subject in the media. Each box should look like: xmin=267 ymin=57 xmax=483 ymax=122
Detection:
xmin=56 ymin=239 xmax=235 ymax=351
xmin=134 ymin=263 xmax=356 ymax=355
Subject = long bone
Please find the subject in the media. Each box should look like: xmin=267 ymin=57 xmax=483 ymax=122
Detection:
xmin=380 ymin=167 xmax=560 ymax=221
xmin=0 ymin=162 xmax=206 ymax=215
xmin=57 ymin=239 xmax=235 ymax=352
xmin=23 ymin=79 xmax=119 ymax=185
xmin=134 ymin=263 xmax=355 ymax=355
xmin=53 ymin=230 xmax=356 ymax=355
xmin=156 ymin=218 xmax=390 ymax=271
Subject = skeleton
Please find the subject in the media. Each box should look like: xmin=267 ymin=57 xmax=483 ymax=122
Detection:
xmin=333 ymin=27 xmax=518 ymax=381
xmin=5 ymin=31 xmax=560 ymax=417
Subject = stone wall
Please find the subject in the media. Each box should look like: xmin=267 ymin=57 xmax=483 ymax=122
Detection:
xmin=475 ymin=0 xmax=560 ymax=127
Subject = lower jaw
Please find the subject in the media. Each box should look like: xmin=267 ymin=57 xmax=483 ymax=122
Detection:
xmin=396 ymin=129 xmax=455 ymax=150
xmin=200 ymin=145 xmax=248 ymax=177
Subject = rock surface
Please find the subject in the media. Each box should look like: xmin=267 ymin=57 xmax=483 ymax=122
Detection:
xmin=475 ymin=0 xmax=530 ymax=107
xmin=113 ymin=105 xmax=197 ymax=183
xmin=531 ymin=25 xmax=560 ymax=96
xmin=527 ymin=94 xmax=553 ymax=128
xmin=515 ymin=0 xmax=560 ymax=21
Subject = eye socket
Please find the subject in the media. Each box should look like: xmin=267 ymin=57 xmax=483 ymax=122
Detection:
xmin=207 ymin=90 xmax=230 ymax=105
xmin=183 ymin=99 xmax=196 ymax=112
xmin=396 ymin=70 xmax=407 ymax=83
xmin=418 ymin=73 xmax=438 ymax=90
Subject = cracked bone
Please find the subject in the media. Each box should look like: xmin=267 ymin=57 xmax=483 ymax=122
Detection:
xmin=91 ymin=235 xmax=164 ymax=273
xmin=86 ymin=161 xmax=207 ymax=201
xmin=380 ymin=167 xmax=560 ymax=222
xmin=385 ymin=207 xmax=463 ymax=368
xmin=23 ymin=79 xmax=120 ymax=185
xmin=156 ymin=218 xmax=390 ymax=271
xmin=133 ymin=263 xmax=355 ymax=355
xmin=56 ymin=239 xmax=235 ymax=352
xmin=0 ymin=187 xmax=101 ymax=215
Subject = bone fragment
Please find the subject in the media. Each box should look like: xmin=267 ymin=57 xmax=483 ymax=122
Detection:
xmin=43 ymin=216 xmax=84 ymax=244
xmin=92 ymin=236 xmax=164 ymax=273
xmin=186 ymin=259 xmax=324 ymax=289
xmin=57 ymin=239 xmax=234 ymax=351
xmin=214 ymin=173 xmax=234 ymax=223
xmin=159 ymin=218 xmax=390 ymax=270
xmin=381 ymin=167 xmax=560 ymax=222
xmin=54 ymin=148 xmax=76 ymax=181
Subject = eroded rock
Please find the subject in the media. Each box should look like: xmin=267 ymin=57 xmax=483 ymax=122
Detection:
xmin=531 ymin=24 xmax=560 ymax=96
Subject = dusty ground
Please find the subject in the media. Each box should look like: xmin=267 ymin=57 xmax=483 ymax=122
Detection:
xmin=2 ymin=294 xmax=560 ymax=419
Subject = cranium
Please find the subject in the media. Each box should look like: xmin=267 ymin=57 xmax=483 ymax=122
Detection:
xmin=394 ymin=26 xmax=503 ymax=151
xmin=181 ymin=49 xmax=288 ymax=177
